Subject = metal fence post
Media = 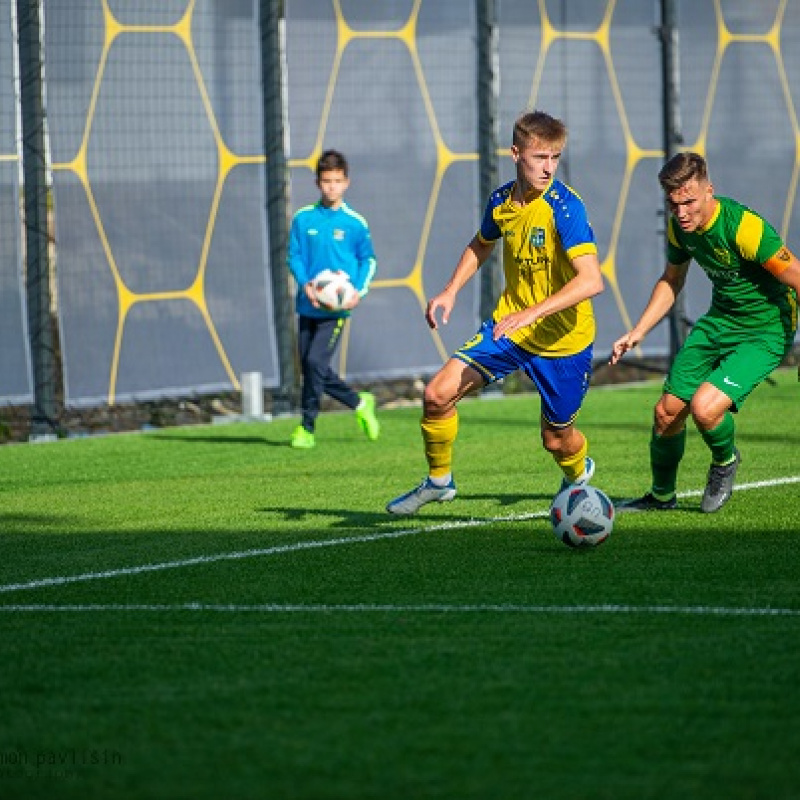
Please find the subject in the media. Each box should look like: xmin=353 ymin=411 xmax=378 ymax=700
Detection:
xmin=17 ymin=0 xmax=57 ymax=438
xmin=477 ymin=0 xmax=502 ymax=324
xmin=659 ymin=0 xmax=689 ymax=357
xmin=260 ymin=0 xmax=296 ymax=415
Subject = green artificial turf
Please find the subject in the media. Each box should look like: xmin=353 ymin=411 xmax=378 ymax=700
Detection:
xmin=1 ymin=369 xmax=799 ymax=799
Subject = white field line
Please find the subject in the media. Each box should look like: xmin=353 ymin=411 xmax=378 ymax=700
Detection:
xmin=0 ymin=474 xmax=799 ymax=597
xmin=0 ymin=602 xmax=798 ymax=617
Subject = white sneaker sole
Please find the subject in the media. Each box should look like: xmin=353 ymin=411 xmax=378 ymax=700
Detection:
xmin=386 ymin=487 xmax=456 ymax=515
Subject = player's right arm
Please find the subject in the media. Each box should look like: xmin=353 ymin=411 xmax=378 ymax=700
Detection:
xmin=287 ymin=213 xmax=307 ymax=284
xmin=287 ymin=210 xmax=322 ymax=308
xmin=610 ymin=260 xmax=689 ymax=364
xmin=425 ymin=235 xmax=495 ymax=329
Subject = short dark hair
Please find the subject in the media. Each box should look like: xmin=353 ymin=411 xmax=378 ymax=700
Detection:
xmin=512 ymin=110 xmax=567 ymax=149
xmin=658 ymin=152 xmax=709 ymax=193
xmin=316 ymin=149 xmax=348 ymax=178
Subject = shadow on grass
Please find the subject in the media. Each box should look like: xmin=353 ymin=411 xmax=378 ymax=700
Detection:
xmin=145 ymin=419 xmax=800 ymax=452
xmin=149 ymin=432 xmax=287 ymax=447
xmin=150 ymin=432 xmax=388 ymax=449
xmin=0 ymin=513 xmax=90 ymax=534
xmin=460 ymin=491 xmax=553 ymax=507
xmin=255 ymin=500 xmax=725 ymax=536
xmin=256 ymin=489 xmax=565 ymax=528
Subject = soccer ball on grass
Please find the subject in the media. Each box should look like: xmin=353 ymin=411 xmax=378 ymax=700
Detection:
xmin=550 ymin=484 xmax=614 ymax=548
xmin=311 ymin=269 xmax=358 ymax=311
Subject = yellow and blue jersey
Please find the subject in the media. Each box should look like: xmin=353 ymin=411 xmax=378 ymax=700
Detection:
xmin=478 ymin=178 xmax=598 ymax=356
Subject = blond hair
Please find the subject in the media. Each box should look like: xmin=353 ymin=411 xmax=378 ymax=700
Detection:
xmin=512 ymin=111 xmax=567 ymax=149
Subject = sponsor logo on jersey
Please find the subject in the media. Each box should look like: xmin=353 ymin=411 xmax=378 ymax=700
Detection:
xmin=703 ymin=265 xmax=740 ymax=282
xmin=519 ymin=255 xmax=551 ymax=277
xmin=529 ymin=227 xmax=546 ymax=247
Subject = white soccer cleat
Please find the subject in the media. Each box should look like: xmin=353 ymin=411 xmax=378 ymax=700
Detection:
xmin=386 ymin=477 xmax=457 ymax=515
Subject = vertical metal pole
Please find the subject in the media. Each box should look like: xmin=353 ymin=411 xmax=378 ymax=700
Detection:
xmin=476 ymin=0 xmax=501 ymax=323
xmin=659 ymin=0 xmax=689 ymax=356
xmin=17 ymin=0 xmax=57 ymax=438
xmin=260 ymin=0 xmax=296 ymax=415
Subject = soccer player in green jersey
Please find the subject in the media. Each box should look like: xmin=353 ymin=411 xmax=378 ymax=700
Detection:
xmin=611 ymin=152 xmax=800 ymax=513
xmin=387 ymin=111 xmax=605 ymax=515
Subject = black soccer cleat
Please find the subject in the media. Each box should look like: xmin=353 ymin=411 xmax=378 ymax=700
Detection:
xmin=618 ymin=492 xmax=677 ymax=512
xmin=701 ymin=448 xmax=741 ymax=514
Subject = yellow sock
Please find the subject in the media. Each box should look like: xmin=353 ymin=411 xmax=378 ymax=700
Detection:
xmin=556 ymin=437 xmax=588 ymax=483
xmin=421 ymin=413 xmax=458 ymax=478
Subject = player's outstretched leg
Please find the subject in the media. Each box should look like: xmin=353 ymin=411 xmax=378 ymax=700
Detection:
xmin=619 ymin=427 xmax=684 ymax=512
xmin=386 ymin=477 xmax=457 ymax=515
xmin=700 ymin=448 xmax=740 ymax=513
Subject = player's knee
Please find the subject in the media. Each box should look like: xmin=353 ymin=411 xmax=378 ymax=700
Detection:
xmin=653 ymin=401 xmax=678 ymax=434
xmin=689 ymin=400 xmax=719 ymax=431
xmin=423 ymin=381 xmax=454 ymax=415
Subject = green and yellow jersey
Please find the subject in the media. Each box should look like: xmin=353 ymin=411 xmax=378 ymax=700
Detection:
xmin=477 ymin=178 xmax=598 ymax=357
xmin=667 ymin=196 xmax=797 ymax=335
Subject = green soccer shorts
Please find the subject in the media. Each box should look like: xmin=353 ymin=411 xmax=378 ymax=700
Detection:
xmin=664 ymin=314 xmax=794 ymax=410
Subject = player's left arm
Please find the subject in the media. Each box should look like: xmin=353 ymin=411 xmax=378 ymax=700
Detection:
xmin=739 ymin=209 xmax=800 ymax=290
xmin=762 ymin=245 xmax=800 ymax=293
xmin=492 ymin=251 xmax=604 ymax=340
xmin=353 ymin=224 xmax=377 ymax=292
xmin=344 ymin=225 xmax=377 ymax=310
xmin=761 ymin=246 xmax=800 ymax=382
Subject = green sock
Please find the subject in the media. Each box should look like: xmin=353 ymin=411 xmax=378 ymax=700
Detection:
xmin=700 ymin=412 xmax=736 ymax=465
xmin=649 ymin=427 xmax=686 ymax=499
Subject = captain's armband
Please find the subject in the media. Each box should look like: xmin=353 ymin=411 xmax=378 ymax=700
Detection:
xmin=762 ymin=246 xmax=795 ymax=277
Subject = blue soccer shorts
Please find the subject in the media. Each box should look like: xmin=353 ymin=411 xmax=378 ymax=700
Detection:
xmin=453 ymin=320 xmax=593 ymax=427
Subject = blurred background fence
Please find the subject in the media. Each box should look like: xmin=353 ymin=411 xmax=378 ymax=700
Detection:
xmin=2 ymin=0 xmax=799 ymax=437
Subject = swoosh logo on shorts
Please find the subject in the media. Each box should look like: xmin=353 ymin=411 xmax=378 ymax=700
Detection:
xmin=723 ymin=377 xmax=741 ymax=388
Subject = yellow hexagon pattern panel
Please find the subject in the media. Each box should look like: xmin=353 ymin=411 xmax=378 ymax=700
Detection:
xmin=47 ymin=0 xmax=278 ymax=406
xmin=287 ymin=0 xmax=799 ymax=380
xmin=5 ymin=0 xmax=799 ymax=407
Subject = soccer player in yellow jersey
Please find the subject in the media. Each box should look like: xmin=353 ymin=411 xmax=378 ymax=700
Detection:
xmin=387 ymin=110 xmax=605 ymax=515
xmin=611 ymin=152 xmax=800 ymax=513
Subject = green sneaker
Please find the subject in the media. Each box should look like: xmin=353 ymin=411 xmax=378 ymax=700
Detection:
xmin=290 ymin=425 xmax=315 ymax=449
xmin=355 ymin=392 xmax=380 ymax=441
